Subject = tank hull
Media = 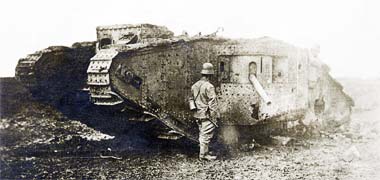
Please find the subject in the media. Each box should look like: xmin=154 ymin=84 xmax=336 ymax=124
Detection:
xmin=15 ymin=24 xmax=354 ymax=143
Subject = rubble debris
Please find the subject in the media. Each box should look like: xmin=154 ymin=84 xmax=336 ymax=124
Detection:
xmin=270 ymin=136 xmax=294 ymax=146
xmin=342 ymin=145 xmax=361 ymax=162
xmin=99 ymin=155 xmax=122 ymax=160
xmin=239 ymin=139 xmax=260 ymax=152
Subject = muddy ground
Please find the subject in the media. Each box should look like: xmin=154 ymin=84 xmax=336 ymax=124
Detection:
xmin=1 ymin=77 xmax=380 ymax=179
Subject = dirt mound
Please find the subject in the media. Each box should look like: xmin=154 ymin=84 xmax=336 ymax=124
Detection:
xmin=0 ymin=77 xmax=31 ymax=117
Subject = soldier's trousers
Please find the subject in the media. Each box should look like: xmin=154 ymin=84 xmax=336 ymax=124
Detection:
xmin=196 ymin=118 xmax=216 ymax=156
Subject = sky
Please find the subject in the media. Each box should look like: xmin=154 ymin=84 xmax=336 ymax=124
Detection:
xmin=0 ymin=0 xmax=379 ymax=78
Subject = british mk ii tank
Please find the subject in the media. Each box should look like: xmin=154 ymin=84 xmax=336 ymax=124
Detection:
xmin=15 ymin=24 xmax=354 ymax=144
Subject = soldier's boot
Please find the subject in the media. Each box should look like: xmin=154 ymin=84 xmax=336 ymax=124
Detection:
xmin=199 ymin=154 xmax=217 ymax=161
xmin=199 ymin=144 xmax=217 ymax=161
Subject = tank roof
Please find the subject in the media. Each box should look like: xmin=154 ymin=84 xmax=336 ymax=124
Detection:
xmin=96 ymin=23 xmax=171 ymax=31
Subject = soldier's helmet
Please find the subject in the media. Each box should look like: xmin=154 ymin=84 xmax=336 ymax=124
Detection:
xmin=201 ymin=63 xmax=214 ymax=75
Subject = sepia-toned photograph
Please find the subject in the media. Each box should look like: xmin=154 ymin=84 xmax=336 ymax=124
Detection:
xmin=0 ymin=0 xmax=379 ymax=179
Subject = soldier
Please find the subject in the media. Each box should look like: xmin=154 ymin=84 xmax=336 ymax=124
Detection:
xmin=191 ymin=62 xmax=219 ymax=161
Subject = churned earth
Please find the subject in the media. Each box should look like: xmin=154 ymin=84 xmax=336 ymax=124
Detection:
xmin=1 ymin=77 xmax=379 ymax=179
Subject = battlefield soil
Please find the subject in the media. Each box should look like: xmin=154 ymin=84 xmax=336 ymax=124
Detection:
xmin=1 ymin=77 xmax=380 ymax=179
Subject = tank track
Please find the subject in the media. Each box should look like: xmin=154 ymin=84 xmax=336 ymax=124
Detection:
xmin=86 ymin=49 xmax=123 ymax=105
xmin=15 ymin=43 xmax=96 ymax=104
xmin=15 ymin=49 xmax=50 ymax=88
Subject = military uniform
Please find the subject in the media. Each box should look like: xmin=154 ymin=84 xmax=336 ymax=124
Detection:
xmin=191 ymin=77 xmax=219 ymax=160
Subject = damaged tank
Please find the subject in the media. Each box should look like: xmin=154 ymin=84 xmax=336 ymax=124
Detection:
xmin=15 ymin=24 xmax=354 ymax=144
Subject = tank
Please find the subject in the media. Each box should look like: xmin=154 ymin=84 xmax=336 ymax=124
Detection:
xmin=15 ymin=24 xmax=354 ymax=144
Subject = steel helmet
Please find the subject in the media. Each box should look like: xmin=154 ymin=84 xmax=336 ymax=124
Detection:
xmin=201 ymin=63 xmax=214 ymax=75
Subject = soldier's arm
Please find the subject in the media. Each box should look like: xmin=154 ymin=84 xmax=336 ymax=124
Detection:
xmin=206 ymin=85 xmax=219 ymax=119
xmin=190 ymin=85 xmax=194 ymax=97
xmin=189 ymin=85 xmax=196 ymax=104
